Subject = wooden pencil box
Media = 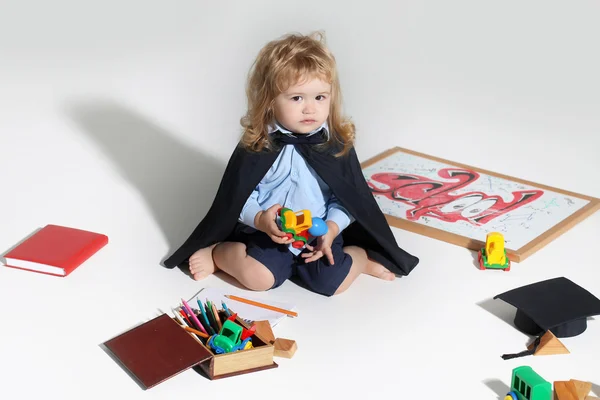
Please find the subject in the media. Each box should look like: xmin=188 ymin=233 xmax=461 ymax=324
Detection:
xmin=194 ymin=312 xmax=277 ymax=380
xmin=103 ymin=311 xmax=277 ymax=390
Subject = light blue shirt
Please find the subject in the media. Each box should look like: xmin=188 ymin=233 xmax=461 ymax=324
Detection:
xmin=239 ymin=121 xmax=354 ymax=253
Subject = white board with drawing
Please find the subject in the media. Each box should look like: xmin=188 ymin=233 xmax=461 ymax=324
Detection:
xmin=360 ymin=147 xmax=600 ymax=262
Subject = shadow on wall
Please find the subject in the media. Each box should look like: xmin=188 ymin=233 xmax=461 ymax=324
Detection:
xmin=65 ymin=99 xmax=225 ymax=266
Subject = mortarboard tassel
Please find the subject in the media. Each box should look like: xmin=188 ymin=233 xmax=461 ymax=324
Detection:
xmin=501 ymin=335 xmax=542 ymax=360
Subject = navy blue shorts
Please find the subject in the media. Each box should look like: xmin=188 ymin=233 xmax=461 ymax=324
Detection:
xmin=230 ymin=223 xmax=353 ymax=297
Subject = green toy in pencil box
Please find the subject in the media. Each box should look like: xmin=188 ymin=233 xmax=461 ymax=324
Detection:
xmin=505 ymin=366 xmax=551 ymax=400
xmin=207 ymin=319 xmax=253 ymax=354
xmin=277 ymin=207 xmax=328 ymax=249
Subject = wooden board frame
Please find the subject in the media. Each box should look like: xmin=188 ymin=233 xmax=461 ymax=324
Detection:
xmin=360 ymin=147 xmax=600 ymax=262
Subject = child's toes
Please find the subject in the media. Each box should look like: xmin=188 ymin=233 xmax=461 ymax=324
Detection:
xmin=383 ymin=271 xmax=395 ymax=281
xmin=193 ymin=270 xmax=207 ymax=281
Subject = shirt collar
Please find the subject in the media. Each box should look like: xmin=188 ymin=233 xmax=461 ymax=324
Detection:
xmin=268 ymin=120 xmax=330 ymax=138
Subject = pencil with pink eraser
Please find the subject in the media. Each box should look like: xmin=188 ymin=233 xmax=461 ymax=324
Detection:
xmin=181 ymin=298 xmax=208 ymax=334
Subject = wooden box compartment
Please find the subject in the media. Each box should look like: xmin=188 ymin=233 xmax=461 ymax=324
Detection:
xmin=190 ymin=314 xmax=278 ymax=380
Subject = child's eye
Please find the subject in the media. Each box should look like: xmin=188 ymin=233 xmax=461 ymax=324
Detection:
xmin=291 ymin=96 xmax=302 ymax=101
xmin=316 ymin=95 xmax=326 ymax=101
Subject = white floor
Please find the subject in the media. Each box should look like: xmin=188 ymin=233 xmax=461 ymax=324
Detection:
xmin=1 ymin=1 xmax=599 ymax=399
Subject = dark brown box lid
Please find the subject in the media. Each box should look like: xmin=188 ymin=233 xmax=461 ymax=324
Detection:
xmin=104 ymin=313 xmax=212 ymax=389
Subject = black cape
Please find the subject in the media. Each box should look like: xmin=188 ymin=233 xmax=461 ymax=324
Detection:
xmin=163 ymin=133 xmax=419 ymax=276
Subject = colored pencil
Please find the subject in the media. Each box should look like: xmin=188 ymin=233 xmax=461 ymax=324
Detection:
xmin=171 ymin=307 xmax=187 ymax=326
xmin=221 ymin=301 xmax=232 ymax=317
xmin=224 ymin=294 xmax=297 ymax=317
xmin=205 ymin=300 xmax=220 ymax=333
xmin=181 ymin=298 xmax=208 ymax=334
xmin=211 ymin=301 xmax=223 ymax=331
xmin=183 ymin=326 xmax=209 ymax=339
xmin=179 ymin=310 xmax=193 ymax=326
xmin=197 ymin=299 xmax=216 ymax=335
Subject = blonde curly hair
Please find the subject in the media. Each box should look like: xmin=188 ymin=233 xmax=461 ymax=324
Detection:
xmin=239 ymin=31 xmax=355 ymax=157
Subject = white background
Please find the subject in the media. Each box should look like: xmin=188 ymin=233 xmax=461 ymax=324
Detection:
xmin=1 ymin=1 xmax=599 ymax=399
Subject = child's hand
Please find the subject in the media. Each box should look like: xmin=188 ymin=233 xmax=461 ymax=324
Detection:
xmin=254 ymin=204 xmax=294 ymax=245
xmin=301 ymin=221 xmax=339 ymax=264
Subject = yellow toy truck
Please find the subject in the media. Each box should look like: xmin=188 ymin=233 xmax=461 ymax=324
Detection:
xmin=277 ymin=207 xmax=328 ymax=249
xmin=478 ymin=231 xmax=511 ymax=271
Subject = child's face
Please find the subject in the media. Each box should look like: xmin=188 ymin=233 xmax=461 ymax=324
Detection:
xmin=273 ymin=77 xmax=331 ymax=134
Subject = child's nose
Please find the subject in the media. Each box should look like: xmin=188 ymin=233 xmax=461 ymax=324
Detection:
xmin=303 ymin=102 xmax=316 ymax=114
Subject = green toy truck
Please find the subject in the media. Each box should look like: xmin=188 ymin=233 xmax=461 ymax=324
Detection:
xmin=505 ymin=366 xmax=551 ymax=400
xmin=207 ymin=320 xmax=253 ymax=354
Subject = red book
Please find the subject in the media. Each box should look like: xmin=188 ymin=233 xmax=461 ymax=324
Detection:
xmin=3 ymin=224 xmax=108 ymax=277
xmin=104 ymin=314 xmax=213 ymax=389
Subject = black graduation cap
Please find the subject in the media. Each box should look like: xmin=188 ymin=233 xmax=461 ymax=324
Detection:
xmin=493 ymin=276 xmax=600 ymax=359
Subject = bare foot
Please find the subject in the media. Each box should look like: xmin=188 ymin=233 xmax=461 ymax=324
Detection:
xmin=365 ymin=260 xmax=395 ymax=281
xmin=188 ymin=243 xmax=219 ymax=281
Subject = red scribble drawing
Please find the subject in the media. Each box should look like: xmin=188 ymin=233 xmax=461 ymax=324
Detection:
xmin=368 ymin=168 xmax=544 ymax=225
